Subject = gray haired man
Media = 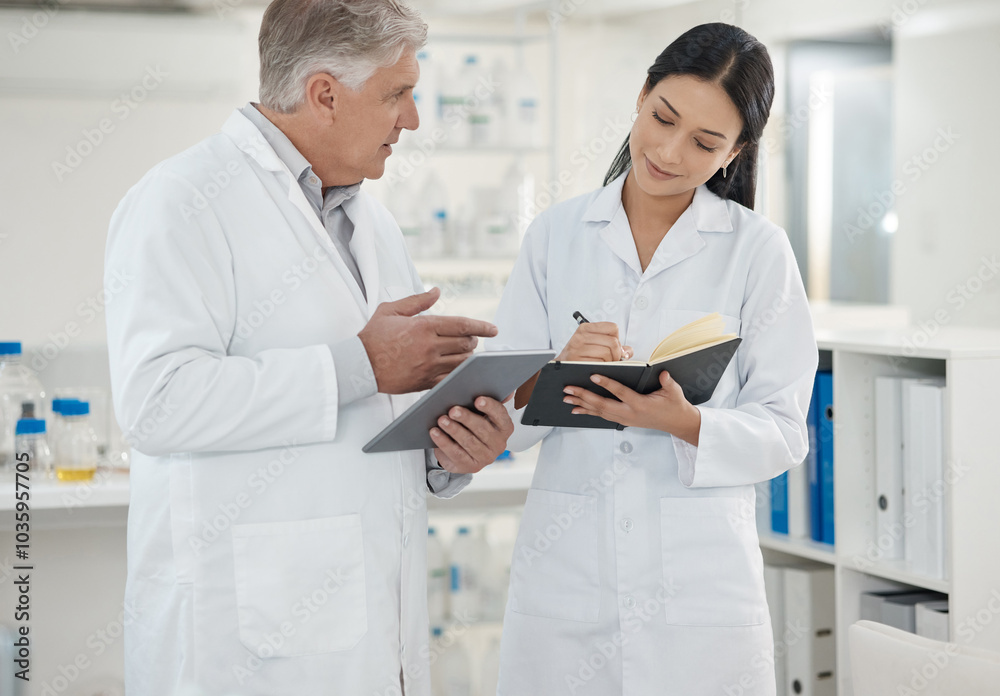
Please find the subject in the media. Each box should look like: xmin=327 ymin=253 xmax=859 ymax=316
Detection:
xmin=105 ymin=1 xmax=513 ymax=694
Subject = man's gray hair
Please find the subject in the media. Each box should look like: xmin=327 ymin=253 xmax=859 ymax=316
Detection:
xmin=259 ymin=0 xmax=427 ymax=113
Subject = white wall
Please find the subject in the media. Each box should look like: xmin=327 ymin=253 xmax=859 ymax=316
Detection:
xmin=0 ymin=8 xmax=262 ymax=350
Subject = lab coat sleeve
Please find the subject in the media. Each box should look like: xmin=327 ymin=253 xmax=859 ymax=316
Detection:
xmin=486 ymin=214 xmax=555 ymax=453
xmin=672 ymin=230 xmax=818 ymax=488
xmin=425 ymin=450 xmax=473 ymax=499
xmin=105 ymin=171 xmax=340 ymax=457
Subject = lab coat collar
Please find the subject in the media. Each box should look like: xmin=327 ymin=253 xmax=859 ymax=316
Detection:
xmin=588 ymin=169 xmax=732 ymax=280
xmin=582 ymin=169 xmax=735 ymax=233
xmin=221 ymin=108 xmax=379 ymax=318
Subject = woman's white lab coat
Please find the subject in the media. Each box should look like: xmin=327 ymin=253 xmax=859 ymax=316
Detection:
xmin=487 ymin=172 xmax=817 ymax=696
xmin=105 ymin=109 xmax=459 ymax=696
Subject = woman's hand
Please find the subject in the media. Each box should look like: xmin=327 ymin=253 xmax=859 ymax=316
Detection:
xmin=562 ymin=370 xmax=702 ymax=446
xmin=556 ymin=322 xmax=633 ymax=362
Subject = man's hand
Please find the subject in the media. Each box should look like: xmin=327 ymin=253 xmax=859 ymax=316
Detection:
xmin=358 ymin=287 xmax=497 ymax=394
xmin=431 ymin=396 xmax=514 ymax=474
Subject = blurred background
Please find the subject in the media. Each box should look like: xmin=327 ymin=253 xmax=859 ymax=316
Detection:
xmin=1 ymin=0 xmax=999 ymax=694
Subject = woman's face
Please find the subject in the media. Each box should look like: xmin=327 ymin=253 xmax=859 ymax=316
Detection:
xmin=629 ymin=74 xmax=744 ymax=198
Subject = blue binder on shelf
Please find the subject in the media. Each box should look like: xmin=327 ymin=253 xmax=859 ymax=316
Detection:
xmin=816 ymin=370 xmax=835 ymax=545
xmin=807 ymin=377 xmax=822 ymax=542
xmin=771 ymin=471 xmax=789 ymax=534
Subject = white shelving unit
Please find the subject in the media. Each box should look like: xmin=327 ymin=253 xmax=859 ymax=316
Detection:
xmin=761 ymin=326 xmax=1000 ymax=696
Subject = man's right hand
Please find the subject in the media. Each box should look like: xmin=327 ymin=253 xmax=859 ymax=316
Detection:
xmin=358 ymin=287 xmax=497 ymax=394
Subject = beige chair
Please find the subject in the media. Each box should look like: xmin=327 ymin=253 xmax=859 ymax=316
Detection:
xmin=849 ymin=620 xmax=1000 ymax=695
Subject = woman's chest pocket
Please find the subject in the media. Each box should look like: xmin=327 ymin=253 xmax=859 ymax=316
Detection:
xmin=657 ymin=309 xmax=742 ymax=408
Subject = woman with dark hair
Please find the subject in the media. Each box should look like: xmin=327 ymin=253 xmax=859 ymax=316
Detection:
xmin=487 ymin=23 xmax=817 ymax=695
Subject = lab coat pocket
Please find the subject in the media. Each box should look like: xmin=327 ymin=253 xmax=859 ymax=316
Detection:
xmin=510 ymin=489 xmax=600 ymax=623
xmin=659 ymin=496 xmax=767 ymax=626
xmin=232 ymin=514 xmax=368 ymax=656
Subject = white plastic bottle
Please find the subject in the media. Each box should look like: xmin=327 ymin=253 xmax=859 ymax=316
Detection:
xmin=413 ymin=50 xmax=439 ymax=134
xmin=449 ymin=525 xmax=488 ymax=622
xmin=13 ymin=418 xmax=52 ymax=478
xmin=439 ymin=59 xmax=472 ymax=148
xmin=480 ymin=635 xmax=502 ymax=696
xmin=58 ymin=400 xmax=99 ymax=482
xmin=427 ymin=526 xmax=450 ymax=628
xmin=507 ymin=60 xmax=541 ymax=148
xmin=489 ymin=57 xmax=510 ymax=146
xmin=431 ymin=627 xmax=472 ymax=696
xmin=387 ymin=178 xmax=425 ymax=258
xmin=420 ymin=168 xmax=449 ymax=258
xmin=0 ymin=342 xmax=47 ymax=472
xmin=499 ymin=161 xmax=535 ymax=252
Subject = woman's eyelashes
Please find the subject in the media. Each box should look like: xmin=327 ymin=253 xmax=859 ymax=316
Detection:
xmin=650 ymin=110 xmax=718 ymax=153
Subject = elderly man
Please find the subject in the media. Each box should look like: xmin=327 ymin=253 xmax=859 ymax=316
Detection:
xmin=104 ymin=1 xmax=513 ymax=694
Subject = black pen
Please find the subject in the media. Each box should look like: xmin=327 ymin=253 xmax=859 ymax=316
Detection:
xmin=572 ymin=311 xmax=589 ymax=325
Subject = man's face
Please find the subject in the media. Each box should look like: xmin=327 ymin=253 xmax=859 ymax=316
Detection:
xmin=329 ymin=48 xmax=420 ymax=182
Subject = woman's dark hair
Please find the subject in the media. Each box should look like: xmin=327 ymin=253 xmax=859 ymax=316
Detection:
xmin=603 ymin=22 xmax=774 ymax=210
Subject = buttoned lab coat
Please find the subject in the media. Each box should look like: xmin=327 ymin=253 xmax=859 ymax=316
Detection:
xmin=105 ymin=109 xmax=463 ymax=696
xmin=487 ymin=174 xmax=818 ymax=696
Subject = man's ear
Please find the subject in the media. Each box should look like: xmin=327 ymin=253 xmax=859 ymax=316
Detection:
xmin=304 ymin=73 xmax=338 ymax=124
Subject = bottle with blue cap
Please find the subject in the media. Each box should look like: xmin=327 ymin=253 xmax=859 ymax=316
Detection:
xmin=13 ymin=417 xmax=52 ymax=477
xmin=449 ymin=524 xmax=488 ymax=622
xmin=57 ymin=400 xmax=99 ymax=481
xmin=0 ymin=342 xmax=47 ymax=471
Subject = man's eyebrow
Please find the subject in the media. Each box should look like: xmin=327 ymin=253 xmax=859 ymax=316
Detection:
xmin=658 ymin=96 xmax=728 ymax=140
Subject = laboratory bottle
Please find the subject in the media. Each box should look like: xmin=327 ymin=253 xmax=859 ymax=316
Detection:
xmin=439 ymin=59 xmax=472 ymax=148
xmin=58 ymin=400 xmax=99 ymax=481
xmin=427 ymin=526 xmax=450 ymax=628
xmin=430 ymin=627 xmax=472 ymax=696
xmin=507 ymin=60 xmax=541 ymax=148
xmin=419 ymin=168 xmax=449 ymax=258
xmin=413 ymin=50 xmax=439 ymax=133
xmin=449 ymin=526 xmax=487 ymax=622
xmin=13 ymin=418 xmax=52 ymax=478
xmin=480 ymin=635 xmax=502 ymax=696
xmin=0 ymin=342 xmax=47 ymax=472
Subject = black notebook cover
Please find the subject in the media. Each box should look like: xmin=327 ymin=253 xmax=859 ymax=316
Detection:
xmin=521 ymin=337 xmax=741 ymax=430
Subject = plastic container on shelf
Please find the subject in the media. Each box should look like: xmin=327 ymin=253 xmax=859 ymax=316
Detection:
xmin=419 ymin=168 xmax=449 ymax=258
xmin=480 ymin=634 xmax=501 ymax=696
xmin=507 ymin=59 xmax=541 ymax=148
xmin=430 ymin=626 xmax=472 ymax=696
xmin=387 ymin=176 xmax=425 ymax=258
xmin=58 ymin=400 xmax=99 ymax=482
xmin=13 ymin=418 xmax=52 ymax=478
xmin=471 ymin=187 xmax=516 ymax=257
xmin=413 ymin=50 xmax=439 ymax=134
xmin=439 ymin=58 xmax=472 ymax=148
xmin=49 ymin=397 xmax=77 ymax=470
xmin=0 ymin=342 xmax=47 ymax=472
xmin=499 ymin=160 xmax=536 ymax=247
xmin=427 ymin=526 xmax=450 ymax=628
xmin=449 ymin=525 xmax=489 ymax=622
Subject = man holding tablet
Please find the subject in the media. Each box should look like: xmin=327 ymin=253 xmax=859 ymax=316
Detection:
xmin=104 ymin=1 xmax=514 ymax=695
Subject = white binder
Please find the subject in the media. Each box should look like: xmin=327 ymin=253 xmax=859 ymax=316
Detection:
xmin=874 ymin=376 xmax=906 ymax=560
xmin=902 ymin=378 xmax=946 ymax=579
xmin=784 ymin=565 xmax=836 ymax=696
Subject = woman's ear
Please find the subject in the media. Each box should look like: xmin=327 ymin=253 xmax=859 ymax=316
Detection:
xmin=725 ymin=144 xmax=744 ymax=168
xmin=635 ymin=84 xmax=649 ymax=113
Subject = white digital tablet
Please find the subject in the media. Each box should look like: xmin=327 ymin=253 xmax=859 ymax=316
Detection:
xmin=362 ymin=350 xmax=555 ymax=454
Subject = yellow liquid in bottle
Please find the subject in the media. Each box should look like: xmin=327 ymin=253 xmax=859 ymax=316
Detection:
xmin=56 ymin=467 xmax=97 ymax=482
